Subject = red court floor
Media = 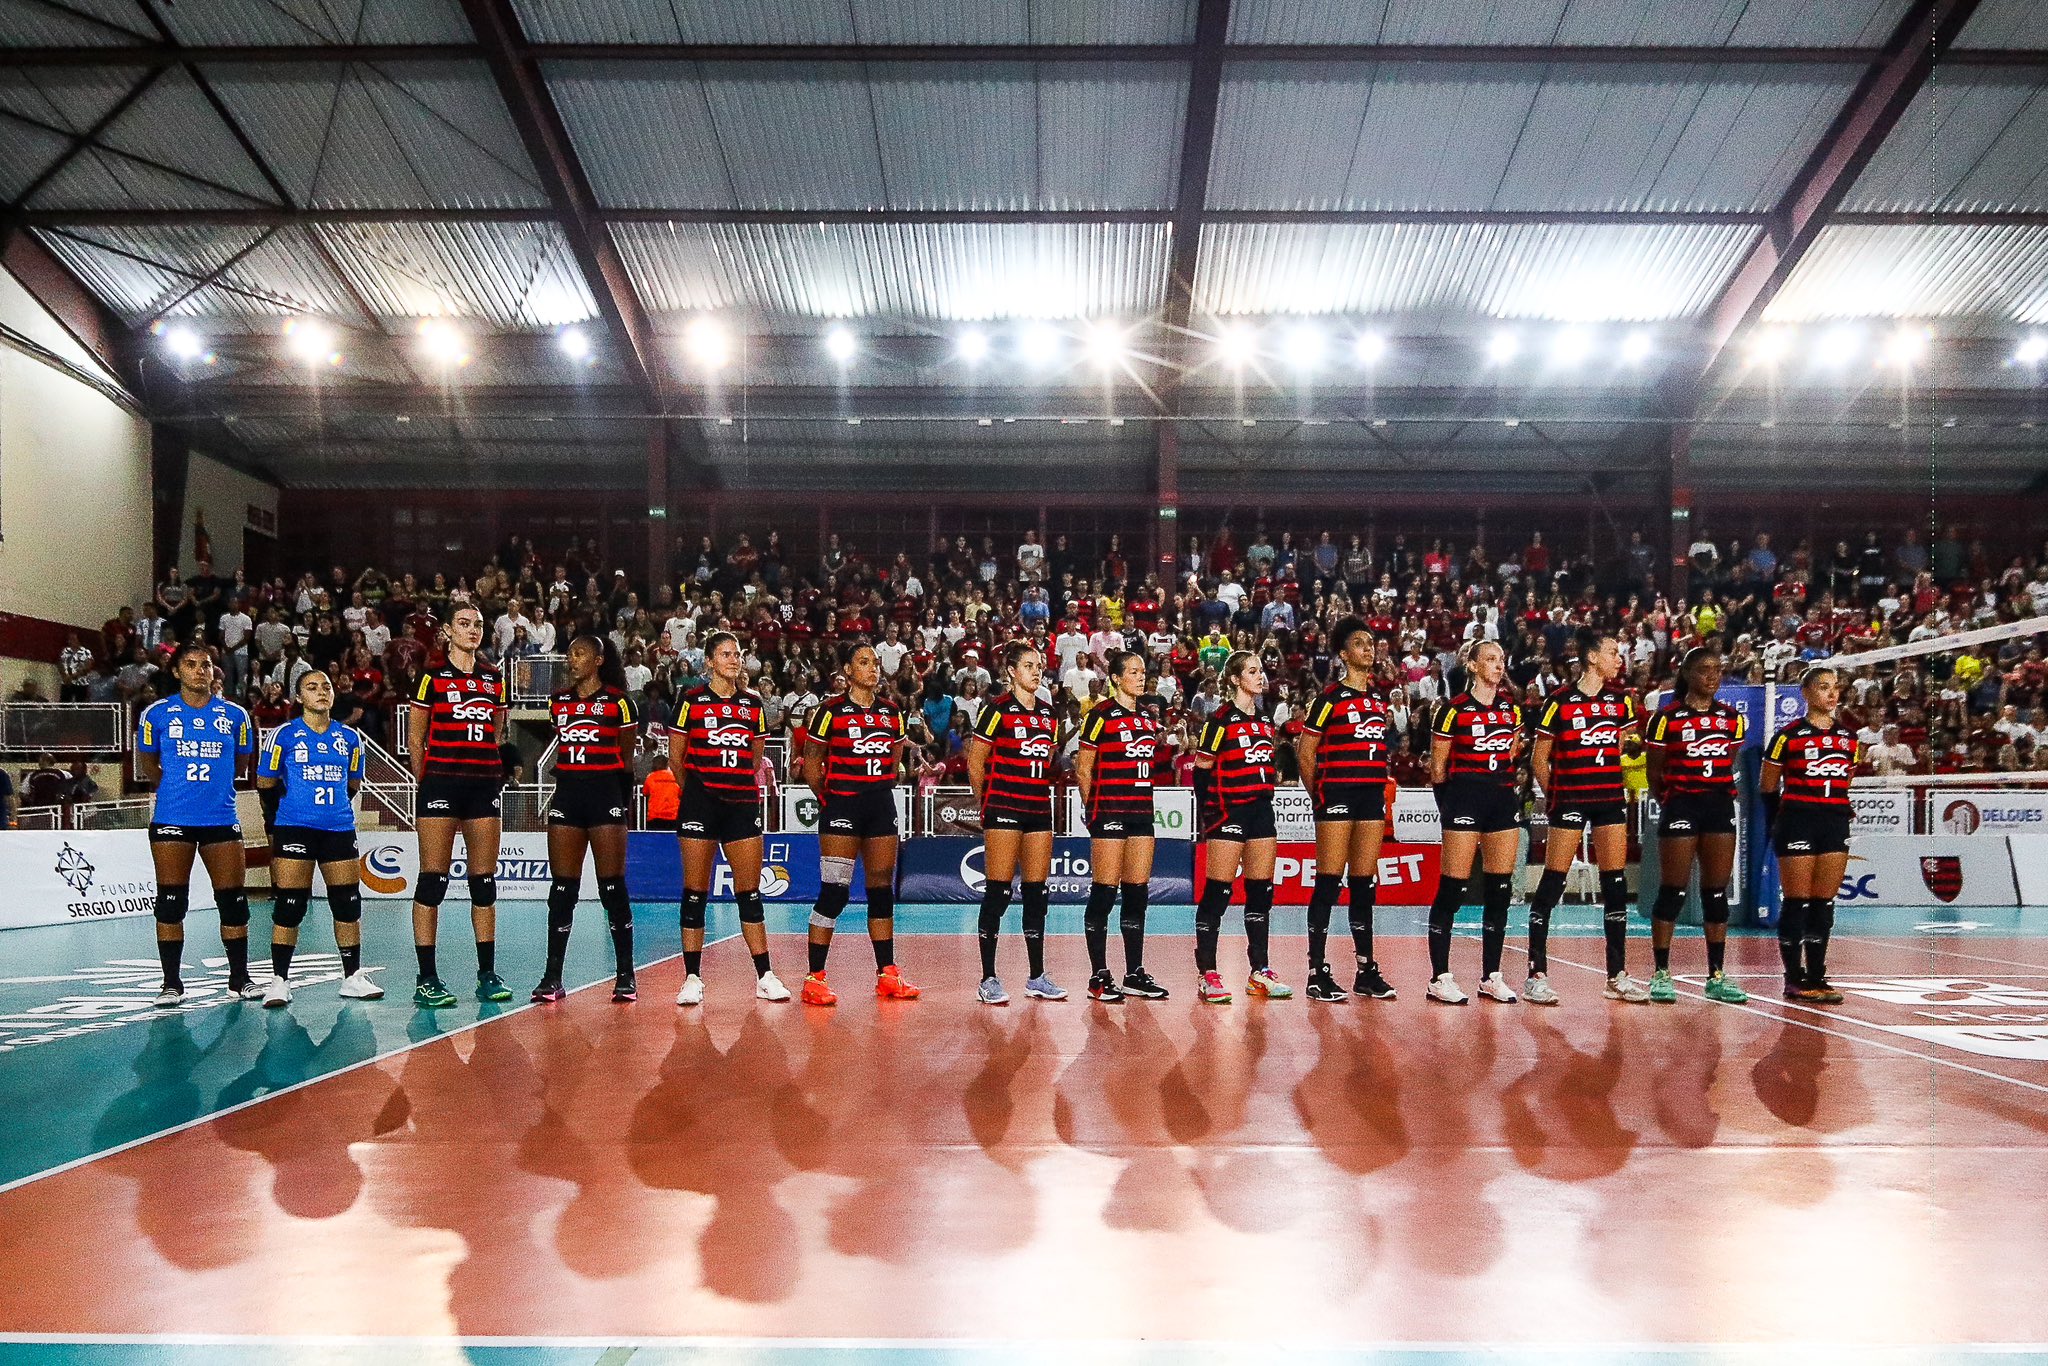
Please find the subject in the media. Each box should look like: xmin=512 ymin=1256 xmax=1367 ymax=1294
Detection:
xmin=2 ymin=930 xmax=2046 ymax=1347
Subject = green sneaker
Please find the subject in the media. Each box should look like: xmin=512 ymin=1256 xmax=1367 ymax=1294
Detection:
xmin=1704 ymin=972 xmax=1750 ymax=1004
xmin=1648 ymin=968 xmax=1679 ymax=1004
xmin=475 ymin=972 xmax=513 ymax=1002
xmin=413 ymin=977 xmax=458 ymax=1009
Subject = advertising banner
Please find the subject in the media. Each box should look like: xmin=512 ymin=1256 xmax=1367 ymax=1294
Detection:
xmin=1392 ymin=787 xmax=1441 ymax=844
xmin=1228 ymin=841 xmax=1441 ymax=906
xmin=779 ymin=785 xmax=913 ymax=836
xmin=621 ymin=832 xmax=845 ymax=905
xmin=1853 ymin=790 xmax=1914 ymax=836
xmin=2008 ymin=836 xmax=2048 ymax=906
xmin=1063 ymin=786 xmax=1198 ymax=839
xmin=1928 ymin=790 xmax=2048 ymax=836
xmin=354 ymin=833 xmax=598 ymax=900
xmin=897 ymin=837 xmax=1196 ymax=905
xmin=1834 ymin=835 xmax=2020 ymax=909
xmin=0 ymin=831 xmax=217 ymax=929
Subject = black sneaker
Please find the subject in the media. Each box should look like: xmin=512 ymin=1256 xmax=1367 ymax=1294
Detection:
xmin=1121 ymin=968 xmax=1170 ymax=1000
xmin=1305 ymin=965 xmax=1349 ymax=1002
xmin=611 ymin=973 xmax=638 ymax=1003
xmin=1087 ymin=969 xmax=1126 ymax=1003
xmin=1353 ymin=961 xmax=1397 ymax=1000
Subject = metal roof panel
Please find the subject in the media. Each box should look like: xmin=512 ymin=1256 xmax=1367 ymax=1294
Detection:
xmin=1763 ymin=224 xmax=2048 ymax=324
xmin=1226 ymin=0 xmax=1908 ymax=45
xmin=154 ymin=0 xmax=473 ymax=45
xmin=546 ymin=62 xmax=733 ymax=208
xmin=314 ymin=220 xmax=598 ymax=329
xmin=512 ymin=0 xmax=1192 ymax=44
xmin=1955 ymin=0 xmax=2048 ymax=47
xmin=1847 ymin=72 xmax=2048 ymax=211
xmin=0 ymin=0 xmax=149 ymax=45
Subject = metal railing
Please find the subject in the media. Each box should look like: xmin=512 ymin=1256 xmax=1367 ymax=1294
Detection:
xmin=70 ymin=797 xmax=154 ymax=830
xmin=356 ymin=733 xmax=417 ymax=827
xmin=1 ymin=703 xmax=131 ymax=754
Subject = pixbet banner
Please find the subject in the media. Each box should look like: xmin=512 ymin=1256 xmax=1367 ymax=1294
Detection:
xmin=0 ymin=831 xmax=217 ymax=929
xmin=896 ymin=837 xmax=1196 ymax=905
xmin=1226 ymin=841 xmax=1441 ymax=906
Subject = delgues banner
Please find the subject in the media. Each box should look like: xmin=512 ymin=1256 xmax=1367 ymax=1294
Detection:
xmin=0 ymin=831 xmax=217 ymax=930
xmin=898 ymin=837 xmax=1196 ymax=904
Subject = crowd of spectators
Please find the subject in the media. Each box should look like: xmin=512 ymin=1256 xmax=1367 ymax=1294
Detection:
xmin=15 ymin=518 xmax=2048 ymax=810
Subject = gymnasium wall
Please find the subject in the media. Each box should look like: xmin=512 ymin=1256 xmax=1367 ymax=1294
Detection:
xmin=178 ymin=450 xmax=279 ymax=581
xmin=0 ymin=264 xmax=152 ymax=684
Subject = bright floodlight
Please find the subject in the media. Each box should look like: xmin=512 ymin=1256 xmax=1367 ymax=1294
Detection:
xmin=1354 ymin=331 xmax=1388 ymax=365
xmin=1879 ymin=325 xmax=1929 ymax=368
xmin=1282 ymin=322 xmax=1325 ymax=369
xmin=283 ymin=318 xmax=338 ymax=366
xmin=1486 ymin=331 xmax=1519 ymax=364
xmin=162 ymin=324 xmax=204 ymax=362
xmin=824 ymin=324 xmax=857 ymax=363
xmin=1620 ymin=330 xmax=1654 ymax=364
xmin=957 ymin=327 xmax=990 ymax=362
xmin=1083 ymin=320 xmax=1127 ymax=368
xmin=557 ymin=326 xmax=592 ymax=362
xmin=418 ymin=319 xmax=470 ymax=367
xmin=1817 ymin=326 xmax=1861 ymax=368
xmin=1020 ymin=322 xmax=1062 ymax=367
xmin=1747 ymin=327 xmax=1793 ymax=365
xmin=1551 ymin=328 xmax=1592 ymax=367
xmin=683 ymin=316 xmax=730 ymax=370
xmin=1214 ymin=322 xmax=1258 ymax=368
xmin=2015 ymin=334 xmax=2048 ymax=365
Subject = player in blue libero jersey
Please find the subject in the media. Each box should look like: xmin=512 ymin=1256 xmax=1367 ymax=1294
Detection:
xmin=257 ymin=670 xmax=384 ymax=1007
xmin=136 ymin=643 xmax=258 ymax=1008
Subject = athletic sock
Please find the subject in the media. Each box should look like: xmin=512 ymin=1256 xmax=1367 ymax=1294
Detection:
xmin=1083 ymin=882 xmax=1117 ymax=974
xmin=1706 ymin=936 xmax=1726 ymax=975
xmin=1347 ymin=875 xmax=1378 ymax=965
xmin=340 ymin=942 xmax=361 ymax=977
xmin=271 ymin=941 xmax=295 ymax=980
xmin=809 ymin=939 xmax=830 ymax=974
xmin=684 ymin=949 xmax=703 ymax=977
xmin=1527 ymin=868 xmax=1567 ymax=976
xmin=415 ymin=944 xmax=437 ymax=981
xmin=1599 ymin=870 xmax=1631 ymax=977
xmin=476 ymin=940 xmax=496 ymax=978
xmin=1119 ymin=882 xmax=1149 ymax=974
xmin=159 ymin=939 xmax=184 ymax=989
xmin=1653 ymin=944 xmax=1672 ymax=971
xmin=1306 ymin=872 xmax=1343 ymax=969
xmin=224 ymin=936 xmax=249 ymax=984
xmin=1021 ymin=882 xmax=1049 ymax=978
xmin=1427 ymin=876 xmax=1467 ymax=977
xmin=752 ymin=951 xmax=772 ymax=977
xmin=1243 ymin=879 xmax=1274 ymax=972
xmin=1480 ymin=872 xmax=1512 ymax=977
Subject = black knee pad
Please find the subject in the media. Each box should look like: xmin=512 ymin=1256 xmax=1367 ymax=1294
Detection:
xmin=810 ymin=884 xmax=851 ymax=928
xmin=1084 ymin=881 xmax=1118 ymax=929
xmin=1480 ymin=871 xmax=1513 ymax=931
xmin=1700 ymin=886 xmax=1731 ymax=926
xmin=597 ymin=877 xmax=631 ymax=928
xmin=415 ymin=871 xmax=450 ymax=908
xmin=1808 ymin=900 xmax=1836 ymax=939
xmin=154 ymin=884 xmax=191 ymax=926
xmin=1777 ymin=897 xmax=1808 ymax=943
xmin=1531 ymin=868 xmax=1568 ymax=909
xmin=680 ymin=889 xmax=708 ymax=931
xmin=467 ymin=874 xmax=498 ymax=908
xmin=1196 ymin=877 xmax=1233 ymax=931
xmin=547 ymin=876 xmax=579 ymax=918
xmin=1310 ymin=872 xmax=1344 ymax=900
xmin=1652 ymin=884 xmax=1687 ymax=924
xmin=736 ymin=890 xmax=766 ymax=925
xmin=329 ymin=884 xmax=363 ymax=924
xmin=866 ymin=884 xmax=895 ymax=922
xmin=215 ymin=888 xmax=250 ymax=929
xmin=272 ymin=888 xmax=310 ymax=930
xmin=1243 ymin=877 xmax=1274 ymax=923
xmin=1020 ymin=880 xmax=1049 ymax=915
xmin=980 ymin=882 xmax=1015 ymax=914
xmin=1432 ymin=875 xmax=1470 ymax=914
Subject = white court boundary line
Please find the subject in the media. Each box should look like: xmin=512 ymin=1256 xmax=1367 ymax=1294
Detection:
xmin=0 ymin=933 xmax=737 ymax=1199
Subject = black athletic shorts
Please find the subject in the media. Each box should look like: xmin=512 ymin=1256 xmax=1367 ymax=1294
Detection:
xmin=1773 ymin=803 xmax=1852 ymax=858
xmin=1546 ymin=798 xmax=1627 ymax=830
xmin=148 ymin=823 xmax=241 ymax=847
xmin=548 ymin=773 xmax=631 ymax=828
xmin=1087 ymin=809 xmax=1155 ymax=840
xmin=1659 ymin=791 xmax=1738 ymax=838
xmin=1203 ymin=797 xmax=1276 ymax=842
xmin=984 ymin=803 xmax=1055 ymax=834
xmin=819 ymin=786 xmax=898 ymax=840
xmin=417 ymin=775 xmax=504 ymax=822
xmin=1435 ymin=779 xmax=1519 ymax=835
xmin=271 ymin=826 xmax=358 ymax=863
xmin=1313 ymin=782 xmax=1387 ymax=823
xmin=677 ymin=775 xmax=763 ymax=844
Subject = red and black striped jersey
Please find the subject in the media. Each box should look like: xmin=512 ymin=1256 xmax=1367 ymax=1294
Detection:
xmin=1534 ymin=688 xmax=1638 ymax=803
xmin=1432 ymin=690 xmax=1523 ymax=785
xmin=1766 ymin=718 xmax=1858 ymax=809
xmin=807 ymin=694 xmax=904 ymax=798
xmin=1304 ymin=682 xmax=1391 ymax=788
xmin=1080 ymin=701 xmax=1160 ymax=817
xmin=971 ymin=691 xmax=1058 ymax=814
xmin=549 ymin=686 xmax=635 ymax=776
xmin=1646 ymin=701 xmax=1745 ymax=795
xmin=675 ymin=682 xmax=766 ymax=802
xmin=413 ymin=659 xmax=506 ymax=778
xmin=1199 ymin=703 xmax=1278 ymax=807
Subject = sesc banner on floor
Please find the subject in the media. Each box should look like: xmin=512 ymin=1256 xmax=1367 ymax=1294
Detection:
xmin=898 ymin=837 xmax=1196 ymax=904
xmin=0 ymin=830 xmax=217 ymax=929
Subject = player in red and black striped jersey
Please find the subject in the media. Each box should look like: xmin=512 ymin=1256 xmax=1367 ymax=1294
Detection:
xmin=1644 ymin=646 xmax=1750 ymax=1005
xmin=967 ymin=642 xmax=1062 ymax=1004
xmin=1192 ymin=651 xmax=1293 ymax=1005
xmin=405 ymin=602 xmax=511 ymax=1008
xmin=798 ymin=641 xmax=920 ymax=1006
xmin=1296 ymin=617 xmax=1397 ymax=1002
xmin=1762 ymin=665 xmax=1859 ymax=1004
xmin=534 ymin=635 xmax=639 ymax=1004
xmin=1426 ymin=639 xmax=1524 ymax=1005
xmin=1528 ymin=629 xmax=1649 ymax=1005
xmin=668 ymin=631 xmax=787 ymax=1005
xmin=1075 ymin=650 xmax=1169 ymax=1002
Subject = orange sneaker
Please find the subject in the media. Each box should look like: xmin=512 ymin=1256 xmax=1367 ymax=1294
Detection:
xmin=801 ymin=972 xmax=838 ymax=1007
xmin=875 ymin=964 xmax=922 ymax=1000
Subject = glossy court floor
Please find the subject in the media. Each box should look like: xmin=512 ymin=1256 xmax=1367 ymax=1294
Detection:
xmin=2 ymin=897 xmax=2046 ymax=1364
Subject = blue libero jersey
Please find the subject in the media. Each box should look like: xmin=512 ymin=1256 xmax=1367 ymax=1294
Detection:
xmin=259 ymin=718 xmax=364 ymax=832
xmin=138 ymin=695 xmax=253 ymax=826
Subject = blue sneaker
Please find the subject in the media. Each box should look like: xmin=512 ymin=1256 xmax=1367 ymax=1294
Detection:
xmin=977 ymin=976 xmax=1009 ymax=1006
xmin=1025 ymin=974 xmax=1067 ymax=1001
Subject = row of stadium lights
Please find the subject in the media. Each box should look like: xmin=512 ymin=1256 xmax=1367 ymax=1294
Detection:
xmin=154 ymin=317 xmax=2048 ymax=373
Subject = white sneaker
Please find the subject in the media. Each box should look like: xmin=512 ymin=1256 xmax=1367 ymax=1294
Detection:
xmin=1605 ymin=972 xmax=1652 ymax=1004
xmin=1475 ymin=971 xmax=1518 ymax=1004
xmin=235 ymin=978 xmax=267 ymax=1002
xmin=1523 ymin=972 xmax=1562 ymax=1006
xmin=755 ymin=970 xmax=792 ymax=1003
xmin=262 ymin=976 xmax=292 ymax=1008
xmin=1426 ymin=972 xmax=1469 ymax=1006
xmin=153 ymin=984 xmax=184 ymax=1009
xmin=338 ymin=971 xmax=384 ymax=1000
xmin=676 ymin=973 xmax=705 ymax=1007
